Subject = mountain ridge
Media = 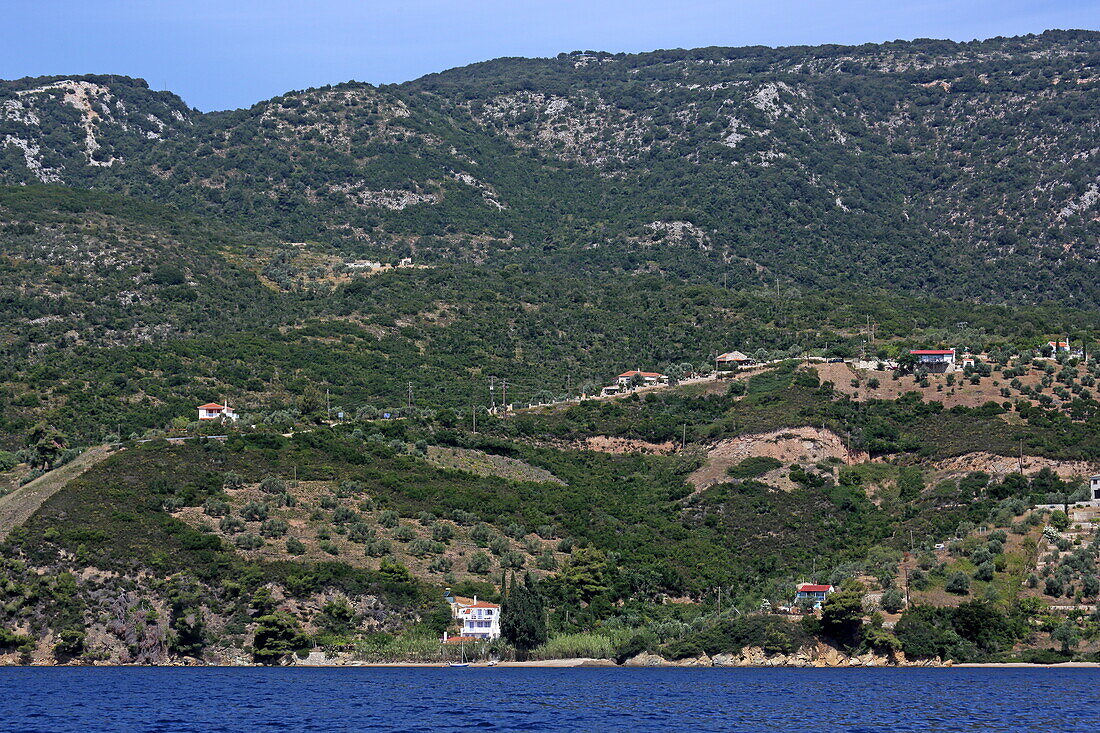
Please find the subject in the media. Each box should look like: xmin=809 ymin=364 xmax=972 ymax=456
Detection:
xmin=2 ymin=30 xmax=1099 ymax=304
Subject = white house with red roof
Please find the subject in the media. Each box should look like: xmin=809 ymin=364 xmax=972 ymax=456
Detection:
xmin=794 ymin=583 xmax=835 ymax=609
xmin=1047 ymin=341 xmax=1070 ymax=353
xmin=616 ymin=370 xmax=669 ymax=388
xmin=445 ymin=593 xmax=501 ymax=640
xmin=196 ymin=402 xmax=239 ymax=422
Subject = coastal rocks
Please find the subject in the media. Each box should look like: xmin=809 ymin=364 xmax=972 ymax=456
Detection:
xmin=622 ymin=652 xmax=667 ymax=667
xmin=678 ymin=644 xmax=948 ymax=669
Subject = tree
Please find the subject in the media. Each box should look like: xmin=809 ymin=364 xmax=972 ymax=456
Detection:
xmin=819 ymin=582 xmax=865 ymax=648
xmin=27 ymin=423 xmax=66 ymax=470
xmin=557 ymin=546 xmax=609 ymax=603
xmin=1052 ymin=619 xmax=1079 ymax=655
xmin=881 ymin=587 xmax=906 ymax=614
xmin=501 ymin=573 xmax=547 ymax=659
xmin=252 ymin=611 xmax=309 ymax=664
xmin=946 ymin=572 xmax=970 ymax=595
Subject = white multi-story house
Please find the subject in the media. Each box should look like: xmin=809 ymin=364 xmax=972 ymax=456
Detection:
xmin=445 ymin=594 xmax=501 ymax=640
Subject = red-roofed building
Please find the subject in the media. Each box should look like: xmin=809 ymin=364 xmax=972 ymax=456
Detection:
xmin=794 ymin=583 xmax=835 ymax=608
xmin=445 ymin=592 xmax=501 ymax=640
xmin=197 ymin=403 xmax=238 ymax=421
xmin=1047 ymin=341 xmax=1070 ymax=353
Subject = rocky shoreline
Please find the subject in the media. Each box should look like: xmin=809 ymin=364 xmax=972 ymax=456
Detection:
xmin=620 ymin=643 xmax=948 ymax=668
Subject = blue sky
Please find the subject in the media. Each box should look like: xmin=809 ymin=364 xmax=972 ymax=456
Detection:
xmin=3 ymin=1 xmax=1097 ymax=111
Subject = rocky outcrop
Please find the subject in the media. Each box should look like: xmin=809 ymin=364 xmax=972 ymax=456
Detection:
xmin=642 ymin=644 xmax=949 ymax=668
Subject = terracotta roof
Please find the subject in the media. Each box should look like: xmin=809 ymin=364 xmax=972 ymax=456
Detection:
xmin=460 ymin=602 xmax=500 ymax=610
xmin=442 ymin=636 xmax=482 ymax=645
xmin=909 ymin=350 xmax=955 ymax=355
xmin=797 ymin=584 xmax=833 ymax=593
xmin=197 ymin=403 xmax=227 ymax=410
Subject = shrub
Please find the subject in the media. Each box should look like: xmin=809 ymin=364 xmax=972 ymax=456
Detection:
xmin=431 ymin=522 xmax=454 ymax=543
xmin=470 ymin=524 xmax=493 ymax=545
xmin=222 ymin=471 xmax=244 ymax=489
xmin=378 ymin=510 xmax=399 ymax=528
xmin=428 ymin=556 xmax=452 ymax=574
xmin=219 ymin=516 xmax=245 ymax=534
xmin=365 ymin=540 xmax=392 ymax=558
xmin=536 ymin=525 xmax=555 ymax=539
xmin=259 ymin=475 xmax=286 ymax=494
xmin=393 ymin=525 xmax=416 ymax=542
xmin=881 ymin=588 xmax=906 ymax=613
xmin=260 ymin=518 xmax=289 ymax=538
xmin=347 ymin=523 xmax=375 ymax=543
xmin=240 ymin=501 xmax=268 ymax=522
xmin=489 ymin=537 xmax=510 ymax=556
xmin=504 ymin=523 xmax=527 ymax=539
xmin=320 ymin=495 xmax=338 ymax=510
xmin=500 ymin=551 xmax=525 ymax=569
xmin=235 ymin=534 xmax=264 ymax=550
xmin=319 ymin=541 xmax=340 ymax=556
xmin=1044 ymin=576 xmax=1064 ymax=597
xmin=973 ymin=562 xmax=995 ymax=582
xmin=536 ymin=551 xmax=558 ymax=570
xmin=273 ymin=492 xmax=297 ymax=508
xmin=408 ymin=538 xmax=435 ymax=557
xmin=203 ymin=499 xmax=230 ymax=517
xmin=417 ymin=511 xmax=436 ymax=525
xmin=332 ymin=506 xmax=356 ymax=524
xmin=557 ymin=537 xmax=574 ymax=553
xmin=945 ymin=572 xmax=970 ymax=595
xmin=726 ymin=456 xmax=783 ymax=479
xmin=467 ymin=552 xmax=491 ymax=575
xmin=286 ymin=537 xmax=306 ymax=555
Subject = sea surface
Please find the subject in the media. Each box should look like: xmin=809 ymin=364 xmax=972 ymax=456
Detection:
xmin=1 ymin=666 xmax=1097 ymax=732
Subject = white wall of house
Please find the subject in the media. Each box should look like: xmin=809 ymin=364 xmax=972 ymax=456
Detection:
xmin=458 ymin=606 xmax=501 ymax=640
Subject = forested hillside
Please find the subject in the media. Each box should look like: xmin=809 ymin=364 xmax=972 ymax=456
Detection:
xmin=2 ymin=32 xmax=1100 ymax=667
xmin=2 ymin=31 xmax=1099 ymax=303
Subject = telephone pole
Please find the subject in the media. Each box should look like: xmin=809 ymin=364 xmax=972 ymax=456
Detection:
xmin=501 ymin=379 xmax=508 ymax=412
xmin=407 ymin=382 xmax=414 ymax=409
xmin=489 ymin=376 xmax=496 ymax=413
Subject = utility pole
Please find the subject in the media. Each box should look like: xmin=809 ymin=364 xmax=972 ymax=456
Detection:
xmin=489 ymin=376 xmax=496 ymax=413
xmin=501 ymin=379 xmax=508 ymax=412
xmin=407 ymin=382 xmax=414 ymax=409
xmin=326 ymin=388 xmax=331 ymax=421
xmin=682 ymin=423 xmax=687 ymax=451
xmin=471 ymin=403 xmax=477 ymax=433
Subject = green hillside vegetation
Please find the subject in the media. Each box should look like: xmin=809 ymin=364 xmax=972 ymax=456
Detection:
xmin=2 ymin=32 xmax=1100 ymax=665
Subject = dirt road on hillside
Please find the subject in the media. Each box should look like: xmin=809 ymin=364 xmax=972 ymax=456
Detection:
xmin=0 ymin=445 xmax=112 ymax=541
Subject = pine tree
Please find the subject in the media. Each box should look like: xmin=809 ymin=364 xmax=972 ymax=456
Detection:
xmin=501 ymin=573 xmax=547 ymax=659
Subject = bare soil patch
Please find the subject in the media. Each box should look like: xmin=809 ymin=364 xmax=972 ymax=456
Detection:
xmin=688 ymin=427 xmax=866 ymax=492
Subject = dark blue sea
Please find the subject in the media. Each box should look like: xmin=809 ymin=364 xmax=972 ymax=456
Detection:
xmin=1 ymin=667 xmax=1097 ymax=732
